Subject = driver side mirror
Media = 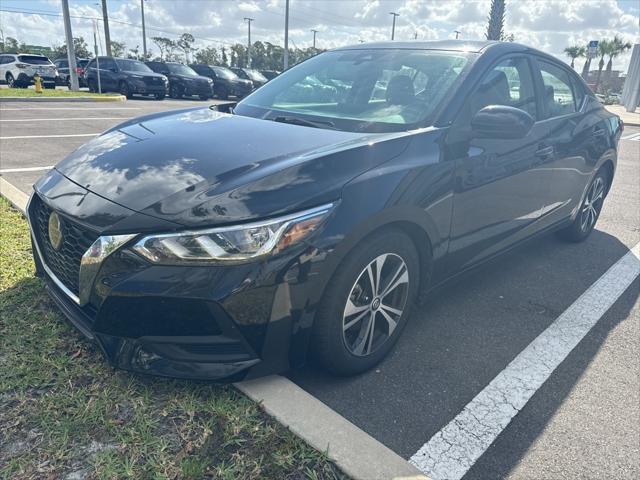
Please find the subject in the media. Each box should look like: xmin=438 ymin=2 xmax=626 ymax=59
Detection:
xmin=471 ymin=105 xmax=534 ymax=140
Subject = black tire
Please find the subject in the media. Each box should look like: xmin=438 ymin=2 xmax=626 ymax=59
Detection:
xmin=87 ymin=79 xmax=97 ymax=93
xmin=155 ymin=93 xmax=166 ymax=100
xmin=119 ymin=81 xmax=132 ymax=99
xmin=556 ymin=168 xmax=609 ymax=243
xmin=169 ymin=84 xmax=183 ymax=99
xmin=311 ymin=229 xmax=420 ymax=376
xmin=199 ymin=94 xmax=210 ymax=101
xmin=6 ymin=73 xmax=16 ymax=88
xmin=217 ymin=86 xmax=228 ymax=100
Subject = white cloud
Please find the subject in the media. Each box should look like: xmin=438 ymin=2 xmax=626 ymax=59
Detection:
xmin=0 ymin=0 xmax=637 ymax=70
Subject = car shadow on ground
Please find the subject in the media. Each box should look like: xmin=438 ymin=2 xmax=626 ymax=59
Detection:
xmin=290 ymin=228 xmax=639 ymax=474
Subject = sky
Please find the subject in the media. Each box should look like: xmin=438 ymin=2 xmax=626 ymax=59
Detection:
xmin=1 ymin=0 xmax=639 ymax=70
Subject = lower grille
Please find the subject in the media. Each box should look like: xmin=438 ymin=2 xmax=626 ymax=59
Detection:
xmin=29 ymin=194 xmax=100 ymax=296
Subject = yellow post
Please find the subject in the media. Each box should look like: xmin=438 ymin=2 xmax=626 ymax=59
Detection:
xmin=34 ymin=74 xmax=43 ymax=93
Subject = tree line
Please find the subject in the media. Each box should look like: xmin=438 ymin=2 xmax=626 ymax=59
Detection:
xmin=0 ymin=33 xmax=321 ymax=71
xmin=564 ymin=35 xmax=632 ymax=92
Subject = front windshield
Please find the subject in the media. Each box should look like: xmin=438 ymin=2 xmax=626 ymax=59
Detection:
xmin=235 ymin=49 xmax=470 ymax=133
xmin=213 ymin=66 xmax=238 ymax=80
xmin=115 ymin=59 xmax=152 ymax=72
xmin=167 ymin=64 xmax=198 ymax=76
xmin=246 ymin=69 xmax=268 ymax=82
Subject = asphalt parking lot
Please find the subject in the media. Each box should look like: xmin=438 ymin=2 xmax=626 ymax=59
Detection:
xmin=1 ymin=99 xmax=638 ymax=479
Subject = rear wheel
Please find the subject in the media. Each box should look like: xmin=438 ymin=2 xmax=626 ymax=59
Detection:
xmin=87 ymin=79 xmax=97 ymax=93
xmin=557 ymin=169 xmax=608 ymax=242
xmin=311 ymin=230 xmax=420 ymax=375
xmin=169 ymin=84 xmax=183 ymax=99
xmin=119 ymin=81 xmax=132 ymax=99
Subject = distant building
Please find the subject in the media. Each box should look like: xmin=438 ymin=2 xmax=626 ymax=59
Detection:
xmin=586 ymin=69 xmax=625 ymax=93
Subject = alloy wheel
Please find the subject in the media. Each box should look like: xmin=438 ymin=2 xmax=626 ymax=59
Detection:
xmin=581 ymin=176 xmax=605 ymax=232
xmin=342 ymin=253 xmax=410 ymax=357
xmin=7 ymin=74 xmax=15 ymax=88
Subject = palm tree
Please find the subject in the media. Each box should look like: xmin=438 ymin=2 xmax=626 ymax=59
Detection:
xmin=564 ymin=45 xmax=585 ymax=69
xmin=594 ymin=39 xmax=612 ymax=91
xmin=485 ymin=0 xmax=506 ymax=41
xmin=604 ymin=35 xmax=632 ymax=83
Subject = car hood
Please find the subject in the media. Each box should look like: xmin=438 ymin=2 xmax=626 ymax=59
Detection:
xmin=55 ymin=107 xmax=412 ymax=228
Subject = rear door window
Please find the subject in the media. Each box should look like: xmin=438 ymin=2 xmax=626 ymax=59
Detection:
xmin=18 ymin=55 xmax=52 ymax=65
xmin=536 ymin=59 xmax=577 ymax=118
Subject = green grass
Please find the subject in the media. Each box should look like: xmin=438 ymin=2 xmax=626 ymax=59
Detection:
xmin=0 ymin=198 xmax=346 ymax=480
xmin=0 ymin=88 xmax=119 ymax=98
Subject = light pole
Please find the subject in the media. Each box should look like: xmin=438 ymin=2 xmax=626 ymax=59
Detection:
xmin=61 ymin=0 xmax=79 ymax=90
xmin=244 ymin=17 xmax=254 ymax=67
xmin=389 ymin=12 xmax=399 ymax=41
xmin=311 ymin=29 xmax=318 ymax=49
xmin=141 ymin=0 xmax=147 ymax=59
xmin=101 ymin=0 xmax=112 ymax=56
xmin=454 ymin=30 xmax=461 ymax=39
xmin=284 ymin=0 xmax=290 ymax=70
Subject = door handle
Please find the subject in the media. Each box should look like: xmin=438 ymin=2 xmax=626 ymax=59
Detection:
xmin=535 ymin=145 xmax=554 ymax=157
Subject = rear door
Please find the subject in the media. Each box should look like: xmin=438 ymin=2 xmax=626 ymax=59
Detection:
xmin=529 ymin=57 xmax=601 ymax=227
xmin=97 ymin=57 xmax=118 ymax=91
xmin=445 ymin=55 xmax=550 ymax=271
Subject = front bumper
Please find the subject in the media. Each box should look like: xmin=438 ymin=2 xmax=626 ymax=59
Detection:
xmin=184 ymin=82 xmax=214 ymax=97
xmin=27 ymin=188 xmax=331 ymax=382
xmin=129 ymin=79 xmax=167 ymax=95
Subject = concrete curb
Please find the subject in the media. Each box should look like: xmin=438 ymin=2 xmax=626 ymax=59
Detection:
xmin=0 ymin=178 xmax=428 ymax=480
xmin=236 ymin=375 xmax=429 ymax=480
xmin=0 ymin=95 xmax=126 ymax=103
xmin=0 ymin=177 xmax=28 ymax=212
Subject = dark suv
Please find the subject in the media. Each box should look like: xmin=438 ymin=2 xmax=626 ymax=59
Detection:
xmin=230 ymin=67 xmax=268 ymax=89
xmin=146 ymin=61 xmax=213 ymax=100
xmin=84 ymin=57 xmax=168 ymax=99
xmin=189 ymin=64 xmax=253 ymax=100
xmin=54 ymin=58 xmax=89 ymax=87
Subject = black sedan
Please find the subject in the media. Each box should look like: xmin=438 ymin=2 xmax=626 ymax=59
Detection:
xmin=189 ymin=64 xmax=253 ymax=99
xmin=230 ymin=67 xmax=268 ymax=89
xmin=146 ymin=61 xmax=213 ymax=100
xmin=28 ymin=41 xmax=621 ymax=381
xmin=84 ymin=57 xmax=168 ymax=99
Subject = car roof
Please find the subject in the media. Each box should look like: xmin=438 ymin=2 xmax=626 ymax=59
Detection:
xmin=334 ymin=40 xmax=497 ymax=53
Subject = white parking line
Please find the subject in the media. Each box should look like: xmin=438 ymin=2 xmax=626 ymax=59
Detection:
xmin=0 ymin=117 xmax=127 ymax=122
xmin=621 ymin=132 xmax=640 ymax=141
xmin=0 ymin=133 xmax=99 ymax=140
xmin=410 ymin=242 xmax=640 ymax=480
xmin=0 ymin=166 xmax=53 ymax=173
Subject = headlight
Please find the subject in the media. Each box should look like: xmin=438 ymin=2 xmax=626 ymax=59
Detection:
xmin=131 ymin=203 xmax=333 ymax=265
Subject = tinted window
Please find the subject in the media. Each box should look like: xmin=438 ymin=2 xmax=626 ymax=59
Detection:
xmin=86 ymin=59 xmax=96 ymax=69
xmin=56 ymin=59 xmax=68 ymax=68
xmin=78 ymin=59 xmax=89 ymax=68
xmin=245 ymin=69 xmax=268 ymax=82
xmin=100 ymin=58 xmax=117 ymax=71
xmin=116 ymin=59 xmax=152 ymax=72
xmin=471 ymin=57 xmax=537 ymax=120
xmin=212 ymin=66 xmax=237 ymax=80
xmin=237 ymin=49 xmax=469 ymax=132
xmin=537 ymin=60 xmax=576 ymax=118
xmin=18 ymin=55 xmax=52 ymax=65
xmin=166 ymin=64 xmax=198 ymax=76
xmin=0 ymin=56 xmax=10 ymax=64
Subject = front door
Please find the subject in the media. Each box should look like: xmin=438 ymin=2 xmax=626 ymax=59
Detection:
xmin=445 ymin=55 xmax=549 ymax=272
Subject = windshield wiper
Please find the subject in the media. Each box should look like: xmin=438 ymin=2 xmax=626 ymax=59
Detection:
xmin=271 ymin=115 xmax=337 ymax=130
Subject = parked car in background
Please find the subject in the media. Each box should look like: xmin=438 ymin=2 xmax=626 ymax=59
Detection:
xmin=231 ymin=67 xmax=268 ymax=89
xmin=0 ymin=54 xmax=57 ymax=88
xmin=261 ymin=70 xmax=281 ymax=81
xmin=145 ymin=61 xmax=213 ymax=100
xmin=84 ymin=57 xmax=167 ymax=99
xmin=189 ymin=64 xmax=253 ymax=99
xmin=54 ymin=58 xmax=89 ymax=88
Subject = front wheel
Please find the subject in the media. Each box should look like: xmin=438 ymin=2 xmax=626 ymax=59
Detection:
xmin=169 ymin=84 xmax=182 ymax=99
xmin=311 ymin=230 xmax=420 ymax=375
xmin=119 ymin=81 xmax=132 ymax=99
xmin=6 ymin=73 xmax=16 ymax=88
xmin=557 ymin=169 xmax=608 ymax=242
xmin=155 ymin=93 xmax=166 ymax=100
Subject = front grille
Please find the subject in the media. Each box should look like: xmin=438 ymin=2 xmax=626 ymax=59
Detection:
xmin=144 ymin=76 xmax=163 ymax=85
xmin=30 ymin=194 xmax=100 ymax=296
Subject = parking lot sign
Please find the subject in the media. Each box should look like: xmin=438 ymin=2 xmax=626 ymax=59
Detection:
xmin=587 ymin=40 xmax=598 ymax=58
